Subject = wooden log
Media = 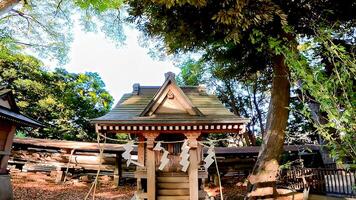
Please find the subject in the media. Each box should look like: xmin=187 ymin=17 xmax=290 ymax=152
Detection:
xmin=62 ymin=154 xmax=116 ymax=165
xmin=11 ymin=150 xmax=117 ymax=165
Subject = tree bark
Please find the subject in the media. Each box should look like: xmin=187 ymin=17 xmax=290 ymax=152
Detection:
xmin=0 ymin=0 xmax=19 ymax=16
xmin=247 ymin=54 xmax=290 ymax=198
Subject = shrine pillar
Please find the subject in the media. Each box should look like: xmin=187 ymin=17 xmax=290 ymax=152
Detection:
xmin=185 ymin=132 xmax=200 ymax=200
xmin=136 ymin=135 xmax=145 ymax=193
xmin=143 ymin=133 xmax=159 ymax=200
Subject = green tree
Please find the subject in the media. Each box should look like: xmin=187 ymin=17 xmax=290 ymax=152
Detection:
xmin=177 ymin=58 xmax=270 ymax=138
xmin=0 ymin=0 xmax=125 ymax=64
xmin=0 ymin=44 xmax=113 ymax=141
xmin=126 ymin=0 xmax=354 ymax=196
xmin=285 ymin=27 xmax=356 ymax=164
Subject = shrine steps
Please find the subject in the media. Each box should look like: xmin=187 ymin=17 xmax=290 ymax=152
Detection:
xmin=157 ymin=175 xmax=190 ymax=200
xmin=157 ymin=196 xmax=190 ymax=200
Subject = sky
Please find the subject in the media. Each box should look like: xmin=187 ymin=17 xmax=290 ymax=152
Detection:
xmin=59 ymin=24 xmax=180 ymax=103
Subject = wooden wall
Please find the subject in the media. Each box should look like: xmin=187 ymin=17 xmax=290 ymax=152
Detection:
xmin=0 ymin=119 xmax=16 ymax=174
xmin=0 ymin=120 xmax=13 ymax=151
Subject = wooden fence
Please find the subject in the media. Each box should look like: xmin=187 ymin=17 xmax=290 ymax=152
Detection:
xmin=278 ymin=168 xmax=356 ymax=197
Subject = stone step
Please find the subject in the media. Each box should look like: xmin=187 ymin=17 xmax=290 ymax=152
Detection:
xmin=158 ymin=189 xmax=189 ymax=196
xmin=157 ymin=196 xmax=190 ymax=200
xmin=157 ymin=172 xmax=188 ymax=177
xmin=157 ymin=182 xmax=190 ymax=189
xmin=157 ymin=176 xmax=189 ymax=183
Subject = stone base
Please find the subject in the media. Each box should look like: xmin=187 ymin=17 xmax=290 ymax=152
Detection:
xmin=0 ymin=174 xmax=13 ymax=200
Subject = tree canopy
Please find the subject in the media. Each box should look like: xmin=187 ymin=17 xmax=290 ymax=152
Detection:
xmin=0 ymin=44 xmax=113 ymax=141
xmin=126 ymin=0 xmax=355 ymax=197
xmin=0 ymin=0 xmax=126 ymax=64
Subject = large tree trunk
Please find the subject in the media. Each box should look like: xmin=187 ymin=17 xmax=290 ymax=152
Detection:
xmin=0 ymin=0 xmax=19 ymax=16
xmin=247 ymin=54 xmax=290 ymax=198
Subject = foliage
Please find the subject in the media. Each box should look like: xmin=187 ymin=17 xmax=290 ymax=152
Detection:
xmin=286 ymin=96 xmax=317 ymax=144
xmin=176 ymin=58 xmax=205 ymax=86
xmin=176 ymin=55 xmax=270 ymax=138
xmin=0 ymin=0 xmax=125 ymax=64
xmin=177 ymin=57 xmax=316 ymax=144
xmin=128 ymin=0 xmax=354 ymax=145
xmin=127 ymin=5 xmax=354 ymax=191
xmin=283 ymin=27 xmax=356 ymax=163
xmin=0 ymin=45 xmax=113 ymax=141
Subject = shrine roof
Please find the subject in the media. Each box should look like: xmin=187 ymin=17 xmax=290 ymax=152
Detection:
xmin=91 ymin=73 xmax=249 ymax=125
xmin=0 ymin=88 xmax=43 ymax=127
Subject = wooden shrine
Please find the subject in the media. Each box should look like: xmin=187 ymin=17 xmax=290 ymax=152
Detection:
xmin=0 ymin=88 xmax=43 ymax=199
xmin=92 ymin=72 xmax=249 ymax=200
xmin=0 ymin=88 xmax=43 ymax=173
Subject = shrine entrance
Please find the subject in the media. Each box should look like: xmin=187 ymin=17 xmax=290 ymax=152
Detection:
xmin=155 ymin=133 xmax=186 ymax=172
xmin=92 ymin=72 xmax=249 ymax=200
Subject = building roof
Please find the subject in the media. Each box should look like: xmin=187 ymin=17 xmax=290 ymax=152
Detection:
xmin=0 ymin=88 xmax=43 ymax=127
xmin=91 ymin=72 xmax=249 ymax=125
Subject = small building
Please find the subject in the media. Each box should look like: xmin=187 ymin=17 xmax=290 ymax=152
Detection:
xmin=91 ymin=72 xmax=249 ymax=200
xmin=0 ymin=88 xmax=43 ymax=200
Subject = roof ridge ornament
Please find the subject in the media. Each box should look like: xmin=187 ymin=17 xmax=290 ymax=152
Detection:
xmin=133 ymin=83 xmax=140 ymax=95
xmin=164 ymin=72 xmax=175 ymax=80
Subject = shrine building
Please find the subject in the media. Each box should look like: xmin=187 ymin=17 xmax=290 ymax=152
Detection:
xmin=0 ymin=88 xmax=43 ymax=199
xmin=91 ymin=72 xmax=249 ymax=200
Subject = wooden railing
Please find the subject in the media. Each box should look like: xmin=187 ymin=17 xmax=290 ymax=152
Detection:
xmin=278 ymin=168 xmax=356 ymax=197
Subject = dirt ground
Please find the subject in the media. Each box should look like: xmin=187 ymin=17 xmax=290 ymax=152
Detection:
xmin=10 ymin=171 xmax=319 ymax=200
xmin=10 ymin=170 xmax=247 ymax=200
xmin=11 ymin=171 xmax=135 ymax=200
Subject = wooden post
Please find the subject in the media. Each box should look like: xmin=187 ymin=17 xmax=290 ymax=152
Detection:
xmin=137 ymin=135 xmax=145 ymax=192
xmin=137 ymin=135 xmax=145 ymax=168
xmin=185 ymin=132 xmax=201 ymax=200
xmin=143 ymin=133 xmax=159 ymax=200
xmin=0 ymin=125 xmax=16 ymax=174
xmin=114 ymin=153 xmax=122 ymax=187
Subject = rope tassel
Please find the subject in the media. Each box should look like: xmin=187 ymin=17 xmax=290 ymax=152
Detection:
xmin=153 ymin=141 xmax=170 ymax=170
xmin=122 ymin=141 xmax=134 ymax=167
xmin=203 ymin=144 xmax=215 ymax=171
xmin=122 ymin=141 xmax=143 ymax=167
xmin=179 ymin=140 xmax=190 ymax=172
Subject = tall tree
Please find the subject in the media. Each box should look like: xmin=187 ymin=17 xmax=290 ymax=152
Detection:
xmin=0 ymin=44 xmax=113 ymax=141
xmin=126 ymin=0 xmax=354 ymax=197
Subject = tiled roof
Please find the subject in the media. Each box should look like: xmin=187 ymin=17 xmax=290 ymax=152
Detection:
xmin=92 ymin=73 xmax=249 ymax=125
xmin=0 ymin=106 xmax=43 ymax=127
xmin=0 ymin=88 xmax=43 ymax=127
